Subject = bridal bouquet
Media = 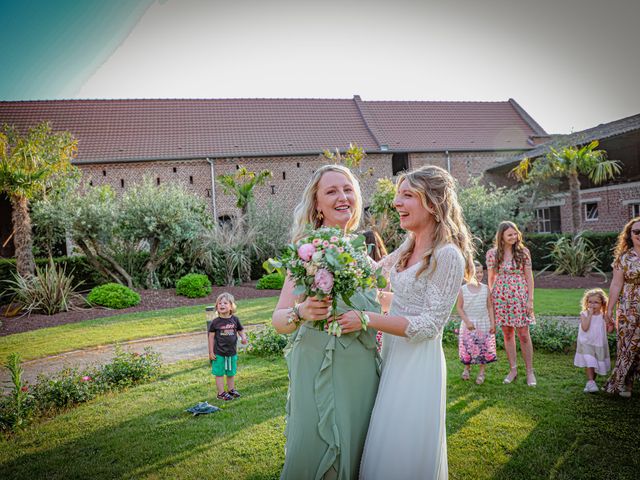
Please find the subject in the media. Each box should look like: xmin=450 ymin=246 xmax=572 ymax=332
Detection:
xmin=266 ymin=226 xmax=386 ymax=335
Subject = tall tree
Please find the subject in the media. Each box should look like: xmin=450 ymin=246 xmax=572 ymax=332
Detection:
xmin=120 ymin=179 xmax=212 ymax=288
xmin=0 ymin=122 xmax=77 ymax=277
xmin=217 ymin=166 xmax=272 ymax=217
xmin=511 ymin=140 xmax=621 ymax=233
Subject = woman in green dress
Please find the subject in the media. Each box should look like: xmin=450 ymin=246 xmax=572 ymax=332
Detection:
xmin=272 ymin=164 xmax=381 ymax=480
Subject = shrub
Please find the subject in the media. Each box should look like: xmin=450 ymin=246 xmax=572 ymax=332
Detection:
xmin=175 ymin=273 xmax=212 ymax=298
xmin=444 ymin=317 xmax=578 ymax=353
xmin=529 ymin=318 xmax=577 ymax=353
xmin=0 ymin=353 xmax=35 ymax=431
xmin=582 ymin=231 xmax=617 ymax=272
xmin=0 ymin=256 xmax=100 ymax=305
xmin=247 ymin=327 xmax=288 ymax=356
xmin=458 ymin=178 xmax=534 ymax=248
xmin=523 ymin=233 xmax=566 ymax=271
xmin=31 ymin=367 xmax=101 ymax=410
xmin=247 ymin=202 xmax=292 ymax=280
xmin=256 ymin=273 xmax=284 ymax=290
xmin=367 ymin=178 xmax=404 ymax=251
xmin=96 ymin=346 xmax=161 ymax=388
xmin=5 ymin=261 xmax=87 ymax=315
xmin=87 ymin=283 xmax=140 ymax=309
xmin=543 ymin=232 xmax=606 ymax=277
xmin=1 ymin=347 xmax=162 ymax=431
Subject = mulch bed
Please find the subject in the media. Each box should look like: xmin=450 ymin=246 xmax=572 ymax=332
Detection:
xmin=0 ymin=273 xmax=611 ymax=337
xmin=533 ymin=271 xmax=611 ymax=289
xmin=0 ymin=284 xmax=279 ymax=337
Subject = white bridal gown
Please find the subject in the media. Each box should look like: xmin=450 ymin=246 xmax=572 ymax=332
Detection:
xmin=360 ymin=243 xmax=465 ymax=480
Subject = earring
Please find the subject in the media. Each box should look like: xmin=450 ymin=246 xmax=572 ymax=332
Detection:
xmin=434 ymin=212 xmax=441 ymax=223
xmin=317 ymin=211 xmax=324 ymax=221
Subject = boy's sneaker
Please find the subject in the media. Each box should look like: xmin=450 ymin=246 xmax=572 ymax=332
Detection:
xmin=217 ymin=391 xmax=234 ymax=401
xmin=584 ymin=380 xmax=599 ymax=393
xmin=228 ymin=389 xmax=241 ymax=398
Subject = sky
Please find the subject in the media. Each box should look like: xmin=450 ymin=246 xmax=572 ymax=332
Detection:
xmin=1 ymin=0 xmax=639 ymax=134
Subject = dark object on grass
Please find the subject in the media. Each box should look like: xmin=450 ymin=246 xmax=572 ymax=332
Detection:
xmin=186 ymin=401 xmax=220 ymax=416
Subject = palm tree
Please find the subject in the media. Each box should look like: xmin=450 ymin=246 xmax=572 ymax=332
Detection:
xmin=0 ymin=122 xmax=77 ymax=277
xmin=511 ymin=140 xmax=621 ymax=233
xmin=217 ymin=166 xmax=272 ymax=218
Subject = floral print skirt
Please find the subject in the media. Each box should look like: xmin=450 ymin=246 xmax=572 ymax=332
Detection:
xmin=458 ymin=329 xmax=497 ymax=365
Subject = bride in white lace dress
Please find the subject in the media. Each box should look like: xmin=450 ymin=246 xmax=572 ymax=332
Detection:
xmin=336 ymin=165 xmax=475 ymax=480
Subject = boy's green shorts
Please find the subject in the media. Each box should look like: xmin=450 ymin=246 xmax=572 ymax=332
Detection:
xmin=212 ymin=354 xmax=238 ymax=377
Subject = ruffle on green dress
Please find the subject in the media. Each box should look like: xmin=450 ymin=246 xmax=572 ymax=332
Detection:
xmin=281 ymin=289 xmax=381 ymax=480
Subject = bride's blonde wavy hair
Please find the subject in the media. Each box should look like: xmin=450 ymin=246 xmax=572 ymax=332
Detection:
xmin=291 ymin=164 xmax=363 ymax=242
xmin=396 ymin=165 xmax=476 ymax=281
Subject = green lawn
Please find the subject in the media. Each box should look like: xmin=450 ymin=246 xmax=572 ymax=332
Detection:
xmin=0 ymin=288 xmax=589 ymax=363
xmin=533 ymin=288 xmax=589 ymax=317
xmin=0 ymin=297 xmax=278 ymax=363
xmin=1 ymin=347 xmax=638 ymax=479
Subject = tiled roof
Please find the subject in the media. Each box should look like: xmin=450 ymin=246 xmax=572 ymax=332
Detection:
xmin=357 ymin=97 xmax=546 ymax=152
xmin=0 ymin=97 xmax=546 ymax=163
xmin=492 ymin=112 xmax=640 ymax=169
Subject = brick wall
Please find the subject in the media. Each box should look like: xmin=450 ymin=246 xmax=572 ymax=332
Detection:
xmin=78 ymin=153 xmax=393 ymax=221
xmin=409 ymin=151 xmax=521 ymax=187
xmin=78 ymin=155 xmax=639 ymax=234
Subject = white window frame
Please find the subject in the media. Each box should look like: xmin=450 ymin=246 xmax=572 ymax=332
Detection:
xmin=632 ymin=203 xmax=640 ymax=218
xmin=584 ymin=202 xmax=598 ymax=221
xmin=535 ymin=207 xmax=552 ymax=233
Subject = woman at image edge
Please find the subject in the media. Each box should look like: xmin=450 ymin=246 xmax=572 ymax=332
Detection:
xmin=337 ymin=165 xmax=475 ymax=480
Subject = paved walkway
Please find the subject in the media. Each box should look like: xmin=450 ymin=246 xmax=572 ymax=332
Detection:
xmin=1 ymin=317 xmax=580 ymax=392
xmin=0 ymin=324 xmax=267 ymax=392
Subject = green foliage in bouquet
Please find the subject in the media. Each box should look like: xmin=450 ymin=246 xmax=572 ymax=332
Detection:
xmin=265 ymin=226 xmax=386 ymax=335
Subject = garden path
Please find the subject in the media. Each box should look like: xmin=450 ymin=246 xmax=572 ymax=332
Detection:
xmin=2 ymin=316 xmax=581 ymax=393
xmin=0 ymin=324 xmax=267 ymax=393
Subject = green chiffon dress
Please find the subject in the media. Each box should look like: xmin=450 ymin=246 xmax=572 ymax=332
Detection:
xmin=280 ymin=289 xmax=381 ymax=480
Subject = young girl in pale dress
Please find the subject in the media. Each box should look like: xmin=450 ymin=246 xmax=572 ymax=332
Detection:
xmin=457 ymin=261 xmax=497 ymax=384
xmin=575 ymin=288 xmax=612 ymax=393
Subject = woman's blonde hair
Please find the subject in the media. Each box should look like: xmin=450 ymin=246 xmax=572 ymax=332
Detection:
xmin=581 ymin=288 xmax=608 ymax=312
xmin=493 ymin=221 xmax=528 ymax=270
xmin=395 ymin=165 xmax=476 ymax=281
xmin=291 ymin=164 xmax=363 ymax=242
xmin=215 ymin=292 xmax=237 ymax=314
xmin=613 ymin=216 xmax=640 ymax=262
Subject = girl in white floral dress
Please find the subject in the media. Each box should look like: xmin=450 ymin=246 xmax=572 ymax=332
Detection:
xmin=335 ymin=165 xmax=475 ymax=480
xmin=457 ymin=261 xmax=497 ymax=384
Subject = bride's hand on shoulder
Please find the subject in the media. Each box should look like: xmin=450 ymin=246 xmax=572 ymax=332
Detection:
xmin=299 ymin=296 xmax=332 ymax=321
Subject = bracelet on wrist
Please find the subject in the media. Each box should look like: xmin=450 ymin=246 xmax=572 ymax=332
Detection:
xmin=286 ymin=303 xmax=303 ymax=326
xmin=357 ymin=311 xmax=370 ymax=331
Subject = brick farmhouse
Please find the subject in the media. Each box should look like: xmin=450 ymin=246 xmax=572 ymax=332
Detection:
xmin=1 ymin=97 xmax=638 ymax=257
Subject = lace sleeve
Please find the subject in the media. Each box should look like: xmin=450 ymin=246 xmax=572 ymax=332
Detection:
xmin=404 ymin=244 xmax=465 ymax=342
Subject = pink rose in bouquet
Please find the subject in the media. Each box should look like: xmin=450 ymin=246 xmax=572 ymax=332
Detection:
xmin=297 ymin=243 xmax=316 ymax=261
xmin=314 ymin=269 xmax=334 ymax=294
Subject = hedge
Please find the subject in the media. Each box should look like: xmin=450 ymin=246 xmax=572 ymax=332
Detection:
xmin=0 ymin=256 xmax=102 ymax=304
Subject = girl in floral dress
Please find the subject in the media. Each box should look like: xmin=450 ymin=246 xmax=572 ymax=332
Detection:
xmin=605 ymin=216 xmax=640 ymax=398
xmin=457 ymin=261 xmax=497 ymax=384
xmin=486 ymin=221 xmax=536 ymax=386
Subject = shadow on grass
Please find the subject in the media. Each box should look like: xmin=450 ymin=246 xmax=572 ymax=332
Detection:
xmin=0 ymin=360 xmax=289 ymax=480
xmin=489 ymin=391 xmax=640 ymax=480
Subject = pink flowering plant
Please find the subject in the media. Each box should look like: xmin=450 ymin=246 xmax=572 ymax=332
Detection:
xmin=266 ymin=226 xmax=386 ymax=335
